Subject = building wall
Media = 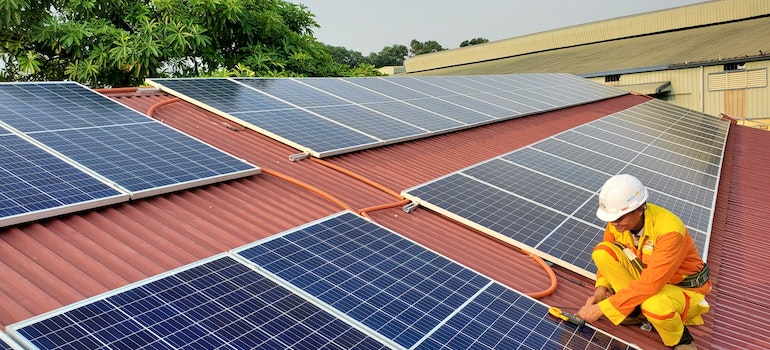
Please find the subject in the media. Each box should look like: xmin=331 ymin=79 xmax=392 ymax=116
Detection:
xmin=405 ymin=0 xmax=770 ymax=73
xmin=588 ymin=61 xmax=770 ymax=122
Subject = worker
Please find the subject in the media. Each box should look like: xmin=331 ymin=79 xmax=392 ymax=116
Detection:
xmin=575 ymin=174 xmax=711 ymax=350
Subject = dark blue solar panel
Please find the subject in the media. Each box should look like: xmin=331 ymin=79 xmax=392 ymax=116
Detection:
xmin=403 ymin=99 xmax=728 ymax=277
xmin=0 ymin=333 xmax=19 ymax=350
xmin=0 ymin=82 xmax=145 ymax=132
xmin=232 ymin=109 xmax=380 ymax=155
xmin=0 ymin=133 xmax=125 ymax=225
xmin=415 ymin=282 xmax=637 ymax=350
xmin=10 ymin=255 xmax=388 ymax=350
xmin=31 ymin=123 xmax=258 ymax=195
xmin=235 ymin=212 xmax=491 ymax=348
xmin=235 ymin=211 xmax=637 ymax=349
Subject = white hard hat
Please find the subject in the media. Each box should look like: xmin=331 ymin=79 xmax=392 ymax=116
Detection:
xmin=596 ymin=174 xmax=649 ymax=222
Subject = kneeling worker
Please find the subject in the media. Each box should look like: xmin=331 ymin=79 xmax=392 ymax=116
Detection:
xmin=575 ymin=174 xmax=711 ymax=350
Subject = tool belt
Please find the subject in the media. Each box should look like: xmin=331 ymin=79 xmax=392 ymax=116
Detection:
xmin=677 ymin=263 xmax=710 ymax=288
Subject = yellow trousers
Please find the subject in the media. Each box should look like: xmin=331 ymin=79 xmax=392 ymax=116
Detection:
xmin=593 ymin=242 xmax=710 ymax=346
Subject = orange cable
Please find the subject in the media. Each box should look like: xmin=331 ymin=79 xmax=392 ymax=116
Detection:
xmin=310 ymin=157 xmax=403 ymax=199
xmin=520 ymin=249 xmax=559 ymax=299
xmin=147 ymin=97 xmax=181 ymax=117
xmin=358 ymin=199 xmax=412 ymax=219
xmin=260 ymin=167 xmax=354 ymax=212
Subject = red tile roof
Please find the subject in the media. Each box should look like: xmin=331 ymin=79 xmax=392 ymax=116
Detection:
xmin=1 ymin=88 xmax=768 ymax=349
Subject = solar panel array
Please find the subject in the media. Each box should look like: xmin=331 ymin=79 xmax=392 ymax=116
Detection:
xmin=8 ymin=211 xmax=638 ymax=350
xmin=235 ymin=212 xmax=637 ymax=349
xmin=403 ymin=99 xmax=729 ymax=278
xmin=0 ymin=82 xmax=260 ymax=228
xmin=146 ymin=74 xmax=626 ymax=157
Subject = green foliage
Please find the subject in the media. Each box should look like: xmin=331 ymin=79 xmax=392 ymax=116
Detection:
xmin=460 ymin=37 xmax=489 ymax=47
xmin=368 ymin=44 xmax=408 ymax=67
xmin=325 ymin=45 xmax=369 ymax=68
xmin=409 ymin=39 xmax=445 ymax=56
xmin=0 ymin=0 xmax=375 ymax=87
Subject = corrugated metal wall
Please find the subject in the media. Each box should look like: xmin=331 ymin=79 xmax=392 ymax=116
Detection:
xmin=586 ymin=61 xmax=770 ymax=121
xmin=405 ymin=0 xmax=770 ymax=72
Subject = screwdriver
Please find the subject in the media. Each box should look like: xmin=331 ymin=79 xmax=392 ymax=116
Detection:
xmin=548 ymin=307 xmax=586 ymax=327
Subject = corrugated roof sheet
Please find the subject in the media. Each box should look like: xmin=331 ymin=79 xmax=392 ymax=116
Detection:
xmin=0 ymin=89 xmax=768 ymax=349
xmin=407 ymin=16 xmax=770 ymax=76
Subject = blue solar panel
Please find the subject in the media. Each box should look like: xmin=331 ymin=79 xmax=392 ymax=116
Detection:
xmin=0 ymin=332 xmax=21 ymax=350
xmin=0 ymin=82 xmax=260 ymax=205
xmin=403 ymin=99 xmax=729 ymax=277
xmin=234 ymin=211 xmax=638 ymax=349
xmin=0 ymin=133 xmax=127 ymax=227
xmin=31 ymin=122 xmax=258 ymax=197
xmin=148 ymin=74 xmax=627 ymax=157
xmin=9 ymin=254 xmax=389 ymax=350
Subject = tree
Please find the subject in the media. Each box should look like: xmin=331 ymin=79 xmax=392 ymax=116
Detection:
xmin=368 ymin=44 xmax=408 ymax=67
xmin=460 ymin=37 xmax=489 ymax=47
xmin=409 ymin=39 xmax=445 ymax=56
xmin=0 ymin=0 xmax=363 ymax=87
xmin=325 ymin=45 xmax=369 ymax=68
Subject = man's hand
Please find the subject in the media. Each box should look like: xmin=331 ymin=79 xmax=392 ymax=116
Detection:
xmin=585 ymin=286 xmax=610 ymax=306
xmin=575 ymin=303 xmax=603 ymax=323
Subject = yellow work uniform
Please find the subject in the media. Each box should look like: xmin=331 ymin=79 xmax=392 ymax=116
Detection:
xmin=593 ymin=203 xmax=711 ymax=346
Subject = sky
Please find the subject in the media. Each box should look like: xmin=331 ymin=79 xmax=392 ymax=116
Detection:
xmin=292 ymin=0 xmax=708 ymax=55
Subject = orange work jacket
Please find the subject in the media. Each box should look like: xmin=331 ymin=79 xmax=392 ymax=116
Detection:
xmin=595 ymin=203 xmax=711 ymax=317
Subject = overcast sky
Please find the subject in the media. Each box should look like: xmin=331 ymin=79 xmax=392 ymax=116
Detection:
xmin=292 ymin=0 xmax=707 ymax=55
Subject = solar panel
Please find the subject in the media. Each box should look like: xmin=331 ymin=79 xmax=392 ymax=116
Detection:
xmin=234 ymin=211 xmax=638 ymax=349
xmin=0 ymin=132 xmax=127 ymax=228
xmin=0 ymin=332 xmax=22 ymax=350
xmin=0 ymin=82 xmax=260 ymax=203
xmin=147 ymin=74 xmax=627 ymax=157
xmin=8 ymin=254 xmax=390 ymax=350
xmin=403 ymin=99 xmax=729 ymax=277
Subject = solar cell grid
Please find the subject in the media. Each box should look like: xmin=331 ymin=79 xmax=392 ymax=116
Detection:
xmin=361 ymin=101 xmax=463 ymax=131
xmin=0 ymin=83 xmax=147 ymax=132
xmin=0 ymin=133 xmax=126 ymax=226
xmin=298 ymin=78 xmax=394 ymax=103
xmin=405 ymin=98 xmax=495 ymax=124
xmin=151 ymin=78 xmax=293 ymax=113
xmin=403 ymin=99 xmax=728 ymax=277
xmin=345 ymin=77 xmax=432 ymax=100
xmin=0 ymin=330 xmax=21 ymax=350
xmin=234 ymin=211 xmax=638 ymax=350
xmin=31 ymin=123 xmax=258 ymax=197
xmin=502 ymin=147 xmax=609 ymax=191
xmin=235 ymin=212 xmax=491 ymax=348
xmin=9 ymin=255 xmax=389 ymax=350
xmin=308 ymin=105 xmax=425 ymax=140
xmin=148 ymin=74 xmax=626 ymax=158
xmin=234 ymin=78 xmax=350 ymax=108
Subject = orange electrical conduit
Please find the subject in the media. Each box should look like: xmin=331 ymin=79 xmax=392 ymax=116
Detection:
xmin=260 ymin=167 xmax=354 ymax=212
xmin=147 ymin=97 xmax=181 ymax=117
xmin=306 ymin=156 xmax=558 ymax=298
xmin=310 ymin=157 xmax=403 ymax=199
